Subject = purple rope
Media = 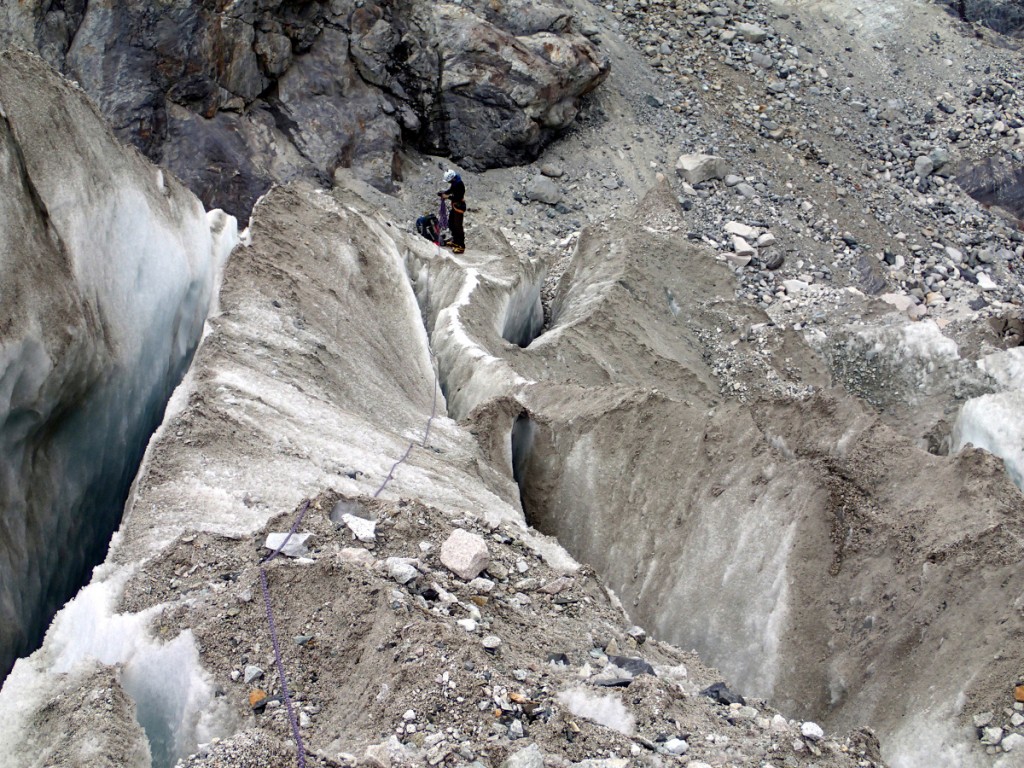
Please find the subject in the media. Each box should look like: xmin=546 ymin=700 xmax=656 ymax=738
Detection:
xmin=373 ymin=371 xmax=440 ymax=498
xmin=438 ymin=197 xmax=449 ymax=231
xmin=259 ymin=373 xmax=439 ymax=767
xmin=257 ymin=498 xmax=311 ymax=766
xmin=259 ymin=567 xmax=306 ymax=768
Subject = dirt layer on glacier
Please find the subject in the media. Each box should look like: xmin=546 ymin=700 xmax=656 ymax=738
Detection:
xmin=119 ymin=488 xmax=884 ymax=768
xmin=103 ymin=182 xmax=882 ymax=768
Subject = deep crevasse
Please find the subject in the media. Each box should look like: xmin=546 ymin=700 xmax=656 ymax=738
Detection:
xmin=0 ymin=49 xmax=238 ymax=683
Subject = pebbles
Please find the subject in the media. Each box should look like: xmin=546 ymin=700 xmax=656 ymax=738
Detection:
xmin=603 ymin=0 xmax=1024 ymax=342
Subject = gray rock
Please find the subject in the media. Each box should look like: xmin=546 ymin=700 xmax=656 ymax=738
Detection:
xmin=526 ymin=175 xmax=563 ymax=205
xmin=468 ymin=577 xmax=496 ymax=593
xmin=725 ymin=221 xmax=759 ymax=239
xmin=342 ymin=513 xmax=377 ymax=544
xmin=675 ymin=154 xmax=730 ymax=185
xmin=929 ymin=146 xmax=951 ymax=172
xmin=254 ymin=32 xmax=293 ymax=78
xmin=540 ymin=163 xmax=564 ymax=178
xmin=243 ymin=665 xmax=264 ymax=684
xmin=881 ymin=293 xmax=916 ymax=312
xmin=800 ymin=721 xmax=825 ymax=741
xmin=735 ymin=23 xmax=768 ymax=42
xmin=606 ymin=655 xmax=655 ymax=676
xmin=878 ymin=98 xmax=906 ymax=122
xmin=664 ymin=737 xmax=688 ymax=754
xmin=1002 ymin=733 xmax=1024 ymax=751
xmin=387 ymin=559 xmax=419 ymax=584
xmin=502 ymin=743 xmax=543 ymax=768
xmin=977 ymin=272 xmax=999 ymax=291
xmin=981 ymin=726 xmax=1004 ymax=746
xmin=434 ymin=7 xmax=609 ymax=172
xmin=264 ymin=532 xmax=313 ymax=558
xmin=732 ymin=236 xmax=756 ymax=257
xmin=914 ymin=156 xmax=935 ymax=178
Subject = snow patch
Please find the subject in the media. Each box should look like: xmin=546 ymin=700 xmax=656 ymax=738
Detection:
xmin=557 ymin=688 xmax=635 ymax=735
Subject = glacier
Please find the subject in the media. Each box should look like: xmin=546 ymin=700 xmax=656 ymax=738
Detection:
xmin=2 ymin=32 xmax=1024 ymax=768
xmin=0 ymin=49 xmax=236 ymax=680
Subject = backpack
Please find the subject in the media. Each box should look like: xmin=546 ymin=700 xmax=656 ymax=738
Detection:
xmin=416 ymin=213 xmax=440 ymax=242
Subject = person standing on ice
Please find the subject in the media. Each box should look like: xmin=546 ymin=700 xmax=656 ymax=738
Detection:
xmin=438 ymin=169 xmax=466 ymax=254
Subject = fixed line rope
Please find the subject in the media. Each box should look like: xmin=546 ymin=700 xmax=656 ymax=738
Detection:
xmin=260 ymin=369 xmax=440 ymax=766
xmin=374 ymin=372 xmax=439 ymax=498
xmin=259 ymin=499 xmax=311 ymax=768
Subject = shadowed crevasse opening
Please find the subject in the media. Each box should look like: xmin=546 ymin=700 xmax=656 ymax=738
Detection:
xmin=511 ymin=411 xmax=536 ymax=494
xmin=510 ymin=410 xmax=554 ymax=537
xmin=501 ymin=277 xmax=545 ymax=348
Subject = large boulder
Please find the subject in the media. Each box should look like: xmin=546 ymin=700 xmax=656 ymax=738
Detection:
xmin=431 ymin=5 xmax=608 ymax=170
xmin=1 ymin=0 xmax=609 ymax=220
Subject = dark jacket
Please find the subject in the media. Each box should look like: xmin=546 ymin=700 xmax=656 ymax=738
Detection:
xmin=441 ymin=177 xmax=466 ymax=210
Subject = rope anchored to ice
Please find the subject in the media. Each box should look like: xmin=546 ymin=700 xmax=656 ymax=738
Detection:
xmin=259 ymin=498 xmax=311 ymax=767
xmin=259 ymin=370 xmax=439 ymax=767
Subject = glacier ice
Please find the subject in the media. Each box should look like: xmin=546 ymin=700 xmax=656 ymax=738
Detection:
xmin=0 ymin=50 xmax=237 ymax=679
xmin=952 ymin=347 xmax=1024 ymax=489
xmin=954 ymin=391 xmax=1024 ymax=489
xmin=0 ymin=573 xmax=234 ymax=768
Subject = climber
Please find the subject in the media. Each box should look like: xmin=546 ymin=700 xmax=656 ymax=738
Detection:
xmin=438 ymin=169 xmax=466 ymax=254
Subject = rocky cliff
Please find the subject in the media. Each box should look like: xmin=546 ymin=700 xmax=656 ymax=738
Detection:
xmin=0 ymin=0 xmax=608 ymax=219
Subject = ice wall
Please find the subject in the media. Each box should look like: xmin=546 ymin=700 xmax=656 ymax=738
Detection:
xmin=953 ymin=347 xmax=1024 ymax=488
xmin=0 ymin=50 xmax=236 ymax=680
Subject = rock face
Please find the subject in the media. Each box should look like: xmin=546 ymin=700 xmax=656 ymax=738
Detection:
xmin=0 ymin=49 xmax=236 ymax=683
xmin=1 ymin=0 xmax=608 ymax=219
xmin=941 ymin=0 xmax=1024 ymax=35
xmin=956 ymin=156 xmax=1024 ymax=220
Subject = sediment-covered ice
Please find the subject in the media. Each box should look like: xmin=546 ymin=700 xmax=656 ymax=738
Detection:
xmin=0 ymin=50 xmax=236 ymax=679
xmin=0 ymin=573 xmax=232 ymax=768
